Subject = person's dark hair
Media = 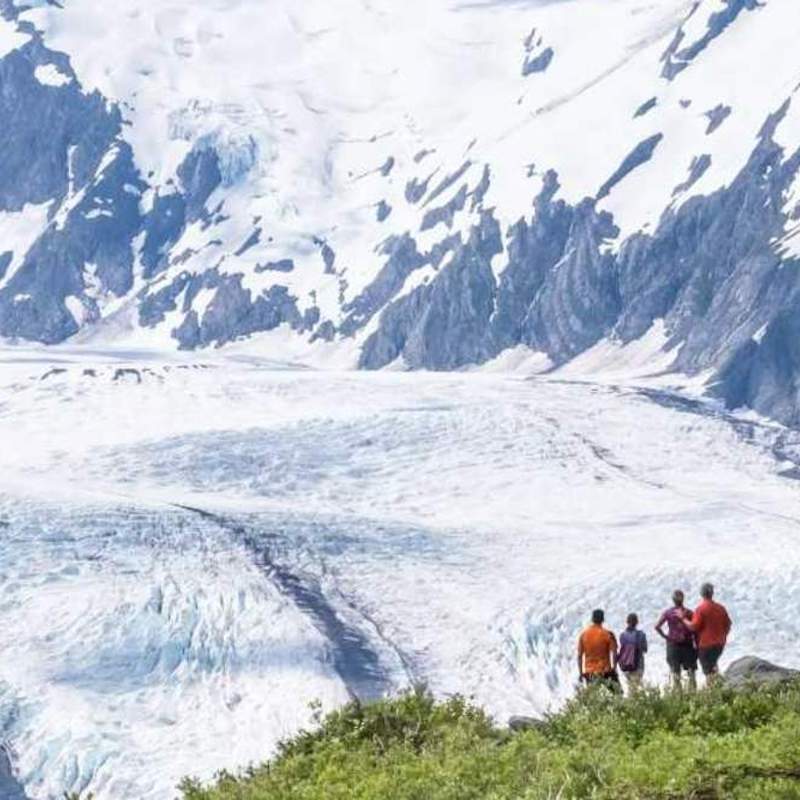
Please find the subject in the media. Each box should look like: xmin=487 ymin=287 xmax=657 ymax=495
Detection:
xmin=701 ymin=582 xmax=714 ymax=599
xmin=672 ymin=589 xmax=685 ymax=606
xmin=591 ymin=609 xmax=605 ymax=625
xmin=627 ymin=612 xmax=638 ymax=628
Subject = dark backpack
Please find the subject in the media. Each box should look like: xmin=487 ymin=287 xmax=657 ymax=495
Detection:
xmin=618 ymin=631 xmax=642 ymax=672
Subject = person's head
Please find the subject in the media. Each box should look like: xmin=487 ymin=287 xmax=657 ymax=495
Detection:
xmin=672 ymin=589 xmax=685 ymax=607
xmin=626 ymin=612 xmax=639 ymax=629
xmin=591 ymin=609 xmax=605 ymax=626
xmin=700 ymin=582 xmax=714 ymax=600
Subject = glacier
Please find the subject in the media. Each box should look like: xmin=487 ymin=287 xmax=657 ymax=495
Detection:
xmin=0 ymin=346 xmax=799 ymax=798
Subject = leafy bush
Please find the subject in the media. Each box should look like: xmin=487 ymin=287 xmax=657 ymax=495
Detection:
xmin=181 ymin=682 xmax=800 ymax=800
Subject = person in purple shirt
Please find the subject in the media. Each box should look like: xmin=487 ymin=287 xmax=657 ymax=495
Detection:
xmin=655 ymin=589 xmax=698 ymax=691
xmin=618 ymin=613 xmax=648 ymax=693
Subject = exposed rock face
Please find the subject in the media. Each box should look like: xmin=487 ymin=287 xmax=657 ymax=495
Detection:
xmin=359 ymin=210 xmax=501 ymax=370
xmin=0 ymin=27 xmax=142 ymax=343
xmin=522 ymin=28 xmax=554 ymax=76
xmin=724 ymin=656 xmax=800 ymax=689
xmin=357 ymin=99 xmax=800 ymax=426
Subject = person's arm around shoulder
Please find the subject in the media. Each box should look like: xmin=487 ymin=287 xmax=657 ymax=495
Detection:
xmin=680 ymin=606 xmax=699 ymax=632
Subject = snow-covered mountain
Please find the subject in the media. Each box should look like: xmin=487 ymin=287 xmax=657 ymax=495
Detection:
xmin=1 ymin=0 xmax=799 ymax=423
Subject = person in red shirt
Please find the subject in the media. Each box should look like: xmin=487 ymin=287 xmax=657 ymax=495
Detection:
xmin=577 ymin=609 xmax=620 ymax=690
xmin=680 ymin=582 xmax=732 ymax=685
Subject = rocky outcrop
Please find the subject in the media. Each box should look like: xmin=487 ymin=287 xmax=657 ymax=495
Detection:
xmin=359 ymin=210 xmax=501 ymax=370
xmin=724 ymin=656 xmax=800 ymax=689
xmin=660 ymin=0 xmax=763 ymax=81
xmin=508 ymin=715 xmax=547 ymax=733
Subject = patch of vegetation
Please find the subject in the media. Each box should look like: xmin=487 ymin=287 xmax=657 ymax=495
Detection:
xmin=181 ymin=682 xmax=800 ymax=800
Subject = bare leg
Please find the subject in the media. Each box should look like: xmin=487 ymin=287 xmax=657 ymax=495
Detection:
xmin=670 ymin=671 xmax=682 ymax=692
xmin=626 ymin=671 xmax=643 ymax=695
xmin=686 ymin=669 xmax=697 ymax=693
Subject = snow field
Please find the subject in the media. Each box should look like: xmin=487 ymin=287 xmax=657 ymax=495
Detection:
xmin=0 ymin=347 xmax=798 ymax=797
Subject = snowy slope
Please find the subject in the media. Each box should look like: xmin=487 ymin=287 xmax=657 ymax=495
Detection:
xmin=0 ymin=0 xmax=799 ymax=423
xmin=0 ymin=348 xmax=799 ymax=798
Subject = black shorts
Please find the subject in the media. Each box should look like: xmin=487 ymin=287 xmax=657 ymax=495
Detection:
xmin=667 ymin=641 xmax=698 ymax=673
xmin=698 ymin=645 xmax=724 ymax=675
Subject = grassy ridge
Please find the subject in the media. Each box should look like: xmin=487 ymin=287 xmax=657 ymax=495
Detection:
xmin=180 ymin=683 xmax=800 ymax=800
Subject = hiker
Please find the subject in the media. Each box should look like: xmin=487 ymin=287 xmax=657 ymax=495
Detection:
xmin=655 ymin=590 xmax=697 ymax=691
xmin=679 ymin=582 xmax=732 ymax=685
xmin=577 ymin=609 xmax=620 ymax=690
xmin=618 ymin=612 xmax=648 ymax=692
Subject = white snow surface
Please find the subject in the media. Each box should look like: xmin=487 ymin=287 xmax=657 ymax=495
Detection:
xmin=0 ymin=13 xmax=29 ymax=58
xmin=0 ymin=203 xmax=53 ymax=293
xmin=33 ymin=62 xmax=71 ymax=87
xmin=0 ymin=346 xmax=798 ymax=798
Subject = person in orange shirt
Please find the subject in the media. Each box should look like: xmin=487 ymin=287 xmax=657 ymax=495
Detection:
xmin=679 ymin=582 xmax=732 ymax=685
xmin=577 ymin=609 xmax=620 ymax=689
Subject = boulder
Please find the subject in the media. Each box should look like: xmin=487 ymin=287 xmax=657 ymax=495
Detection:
xmin=724 ymin=656 xmax=800 ymax=689
xmin=508 ymin=715 xmax=547 ymax=733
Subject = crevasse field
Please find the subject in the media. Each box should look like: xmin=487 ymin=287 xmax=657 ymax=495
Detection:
xmin=1 ymin=345 xmax=799 ymax=799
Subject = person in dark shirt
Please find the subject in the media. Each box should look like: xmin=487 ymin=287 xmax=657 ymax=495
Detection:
xmin=618 ymin=612 xmax=648 ymax=693
xmin=655 ymin=589 xmax=697 ymax=691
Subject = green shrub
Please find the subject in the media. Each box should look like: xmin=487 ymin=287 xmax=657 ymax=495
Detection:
xmin=181 ymin=682 xmax=800 ymax=800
